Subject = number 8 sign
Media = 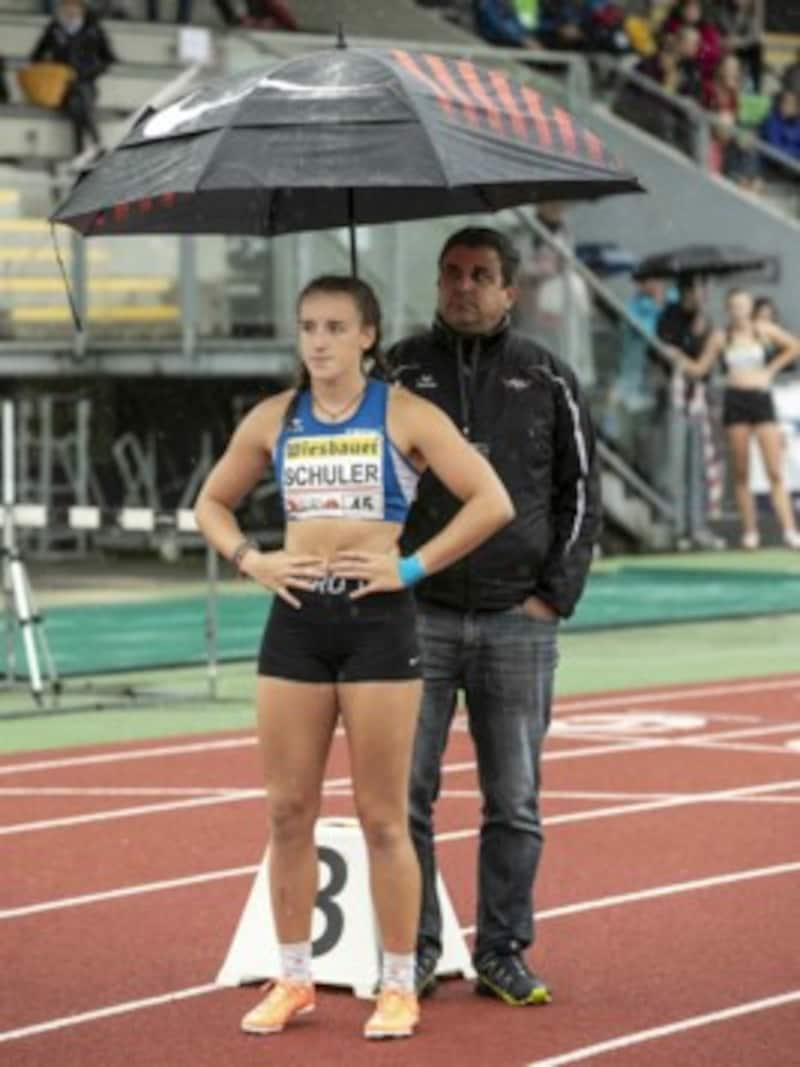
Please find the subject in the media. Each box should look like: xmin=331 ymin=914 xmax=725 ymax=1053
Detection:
xmin=217 ymin=817 xmax=473 ymax=998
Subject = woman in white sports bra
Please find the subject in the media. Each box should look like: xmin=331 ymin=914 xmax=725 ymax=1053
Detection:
xmin=680 ymin=288 xmax=800 ymax=549
xmin=194 ymin=275 xmax=513 ymax=1041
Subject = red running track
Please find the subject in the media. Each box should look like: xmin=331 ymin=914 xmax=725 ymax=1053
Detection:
xmin=1 ymin=673 xmax=800 ymax=1067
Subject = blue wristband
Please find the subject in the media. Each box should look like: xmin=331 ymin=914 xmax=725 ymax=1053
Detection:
xmin=397 ymin=553 xmax=427 ymax=587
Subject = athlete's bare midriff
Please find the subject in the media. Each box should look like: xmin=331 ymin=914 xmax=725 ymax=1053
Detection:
xmin=283 ymin=517 xmax=404 ymax=562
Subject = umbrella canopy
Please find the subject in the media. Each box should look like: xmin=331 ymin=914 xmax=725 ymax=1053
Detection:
xmin=51 ymin=46 xmax=642 ymax=244
xmin=633 ymin=244 xmax=772 ymax=280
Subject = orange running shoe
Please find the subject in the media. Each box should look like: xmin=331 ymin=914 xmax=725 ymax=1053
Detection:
xmin=240 ymin=979 xmax=315 ymax=1035
xmin=363 ymin=988 xmax=419 ymax=1040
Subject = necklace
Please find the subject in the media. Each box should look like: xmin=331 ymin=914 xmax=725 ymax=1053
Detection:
xmin=311 ymin=381 xmax=367 ymax=421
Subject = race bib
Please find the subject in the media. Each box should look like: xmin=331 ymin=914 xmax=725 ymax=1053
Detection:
xmin=283 ymin=432 xmax=384 ymax=519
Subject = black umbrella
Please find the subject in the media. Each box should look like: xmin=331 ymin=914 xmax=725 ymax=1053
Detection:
xmin=51 ymin=44 xmax=642 ymax=272
xmin=633 ymin=244 xmax=772 ymax=281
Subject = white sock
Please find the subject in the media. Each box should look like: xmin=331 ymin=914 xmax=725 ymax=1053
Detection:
xmin=279 ymin=940 xmax=312 ymax=984
xmin=381 ymin=951 xmax=415 ymax=993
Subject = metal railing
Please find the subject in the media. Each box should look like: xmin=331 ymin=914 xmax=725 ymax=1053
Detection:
xmin=510 ymin=208 xmax=681 ymax=524
xmin=604 ymin=60 xmax=800 ymax=217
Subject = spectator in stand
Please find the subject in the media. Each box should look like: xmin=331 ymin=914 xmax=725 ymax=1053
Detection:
xmin=609 ymin=271 xmax=672 ymax=460
xmin=536 ymin=1 xmax=589 ymax=50
xmin=674 ymin=25 xmax=704 ymax=102
xmin=0 ymin=57 xmax=8 ymax=104
xmin=635 ymin=30 xmax=682 ymax=93
xmin=242 ymin=0 xmax=297 ymax=30
xmin=472 ymin=0 xmax=537 ymax=48
xmin=30 ymin=0 xmax=116 ymax=161
xmin=760 ymin=90 xmax=800 ymax=161
xmin=620 ymin=272 xmax=670 ymax=410
xmin=515 ymin=204 xmax=595 ymax=390
xmin=704 ymin=52 xmax=741 ymax=114
xmin=656 ymin=276 xmax=726 ymax=549
xmin=146 ymin=0 xmax=241 ymax=27
xmin=708 ymin=110 xmax=762 ymax=191
xmin=715 ymin=0 xmax=762 ymax=92
xmin=615 ymin=27 xmax=700 ymax=154
xmin=662 ymin=0 xmax=722 ymax=94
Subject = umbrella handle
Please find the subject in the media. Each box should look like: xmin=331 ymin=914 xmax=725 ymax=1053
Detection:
xmin=347 ymin=190 xmax=358 ymax=277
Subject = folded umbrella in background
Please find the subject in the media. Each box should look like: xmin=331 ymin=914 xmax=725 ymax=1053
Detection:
xmin=633 ymin=244 xmax=774 ymax=281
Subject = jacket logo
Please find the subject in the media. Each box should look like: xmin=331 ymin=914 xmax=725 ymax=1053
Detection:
xmin=502 ymin=377 xmax=531 ymax=391
xmin=414 ymin=373 xmax=438 ymax=390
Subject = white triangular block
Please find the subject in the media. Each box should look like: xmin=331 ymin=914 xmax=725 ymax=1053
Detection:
xmin=216 ymin=816 xmax=474 ymax=998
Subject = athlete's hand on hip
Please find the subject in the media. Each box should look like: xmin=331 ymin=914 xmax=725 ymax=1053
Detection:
xmin=243 ymin=551 xmax=326 ymax=609
xmin=329 ymin=551 xmax=401 ymax=599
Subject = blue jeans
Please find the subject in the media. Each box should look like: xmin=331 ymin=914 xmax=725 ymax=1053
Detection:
xmin=409 ymin=601 xmax=558 ymax=962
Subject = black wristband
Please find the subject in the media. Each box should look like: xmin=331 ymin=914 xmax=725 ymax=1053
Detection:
xmin=230 ymin=538 xmax=258 ymax=573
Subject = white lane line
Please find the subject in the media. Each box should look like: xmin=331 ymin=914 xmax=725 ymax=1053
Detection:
xmin=436 ymin=776 xmax=800 ymax=843
xmin=460 ymin=861 xmax=800 ymax=934
xmin=1 ymin=674 xmax=797 ymax=778
xmin=555 ymin=675 xmax=800 ymax=713
xmin=0 ymin=737 xmax=255 ymax=777
xmin=0 ymin=786 xmax=248 ymax=798
xmin=0 ymin=866 xmax=261 ymax=919
xmin=0 ymin=984 xmax=220 ymax=1045
xmin=526 ymin=990 xmax=800 ymax=1066
xmin=0 ymin=755 xmax=597 ymax=836
xmin=0 ymin=792 xmax=261 ymax=836
xmin=543 ymin=776 xmax=800 ymax=828
xmin=5 ymin=757 xmax=800 ymax=837
xmin=680 ymin=721 xmax=800 ymax=743
xmin=683 ymin=740 xmax=800 ymax=756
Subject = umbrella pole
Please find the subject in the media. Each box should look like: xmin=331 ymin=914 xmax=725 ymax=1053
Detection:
xmin=347 ymin=189 xmax=358 ymax=277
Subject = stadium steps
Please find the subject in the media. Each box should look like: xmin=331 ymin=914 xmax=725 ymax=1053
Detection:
xmin=0 ymin=205 xmax=181 ymax=339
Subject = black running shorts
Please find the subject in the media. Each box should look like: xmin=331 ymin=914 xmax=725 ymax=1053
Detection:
xmin=258 ymin=577 xmax=422 ymax=683
xmin=722 ymin=388 xmax=777 ymax=426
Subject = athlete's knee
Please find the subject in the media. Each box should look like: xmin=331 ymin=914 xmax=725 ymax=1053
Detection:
xmin=359 ymin=812 xmax=409 ymax=854
xmin=764 ymin=465 xmax=783 ymax=488
xmin=268 ymin=794 xmax=317 ymax=844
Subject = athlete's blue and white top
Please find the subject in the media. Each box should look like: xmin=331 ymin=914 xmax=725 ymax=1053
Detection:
xmin=273 ymin=378 xmax=419 ymax=523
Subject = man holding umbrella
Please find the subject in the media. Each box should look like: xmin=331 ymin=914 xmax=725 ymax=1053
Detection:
xmin=390 ymin=226 xmax=601 ymax=1005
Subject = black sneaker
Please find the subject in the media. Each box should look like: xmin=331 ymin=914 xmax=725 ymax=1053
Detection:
xmin=475 ymin=952 xmax=552 ymax=1006
xmin=415 ymin=944 xmax=440 ymax=998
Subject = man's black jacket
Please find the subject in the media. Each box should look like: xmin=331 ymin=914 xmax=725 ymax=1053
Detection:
xmin=389 ymin=316 xmax=600 ymax=618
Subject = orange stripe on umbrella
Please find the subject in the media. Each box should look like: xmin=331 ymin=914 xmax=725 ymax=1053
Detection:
xmin=421 ymin=53 xmax=480 ymax=128
xmin=457 ymin=60 xmax=505 ymax=135
xmin=553 ymin=106 xmax=578 ymax=156
xmin=488 ymin=69 xmax=528 ymax=141
xmin=520 ymin=86 xmax=552 ymax=148
xmin=392 ymin=49 xmax=455 ymax=120
xmin=583 ymin=128 xmax=605 ymax=163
